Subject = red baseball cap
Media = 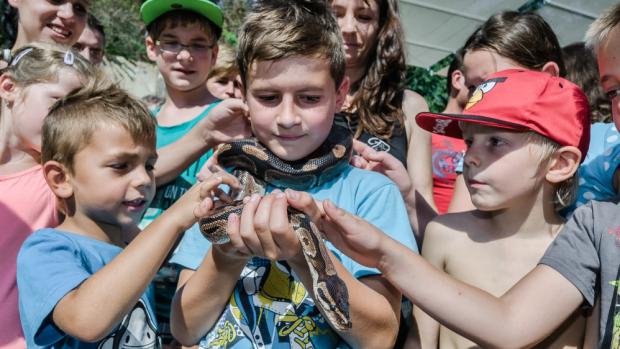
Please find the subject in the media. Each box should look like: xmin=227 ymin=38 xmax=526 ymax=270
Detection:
xmin=416 ymin=69 xmax=591 ymax=160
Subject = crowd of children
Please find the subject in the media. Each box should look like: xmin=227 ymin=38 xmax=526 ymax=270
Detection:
xmin=3 ymin=0 xmax=620 ymax=348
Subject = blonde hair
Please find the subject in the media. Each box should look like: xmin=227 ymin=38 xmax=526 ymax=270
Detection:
xmin=585 ymin=2 xmax=620 ymax=51
xmin=208 ymin=43 xmax=238 ymax=80
xmin=525 ymin=131 xmax=578 ymax=211
xmin=42 ymin=81 xmax=157 ymax=173
xmin=1 ymin=43 xmax=95 ymax=90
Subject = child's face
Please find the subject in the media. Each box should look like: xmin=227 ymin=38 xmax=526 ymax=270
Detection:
xmin=9 ymin=69 xmax=82 ymax=152
xmin=73 ymin=24 xmax=105 ymax=66
xmin=146 ymin=22 xmax=217 ymax=93
xmin=331 ymin=0 xmax=380 ymax=69
xmin=461 ymin=124 xmax=547 ymax=211
xmin=597 ymin=27 xmax=620 ymax=130
xmin=68 ymin=124 xmax=157 ymax=230
xmin=244 ymin=56 xmax=348 ymax=161
xmin=206 ymin=73 xmax=241 ymax=100
xmin=9 ymin=0 xmax=88 ymax=46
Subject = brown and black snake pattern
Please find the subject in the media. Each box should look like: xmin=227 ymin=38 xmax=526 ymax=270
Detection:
xmin=199 ymin=125 xmax=353 ymax=331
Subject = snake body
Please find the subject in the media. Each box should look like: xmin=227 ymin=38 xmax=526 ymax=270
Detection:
xmin=199 ymin=125 xmax=353 ymax=331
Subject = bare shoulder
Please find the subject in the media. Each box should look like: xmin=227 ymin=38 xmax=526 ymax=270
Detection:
xmin=423 ymin=211 xmax=478 ymax=254
xmin=402 ymin=90 xmax=429 ymax=117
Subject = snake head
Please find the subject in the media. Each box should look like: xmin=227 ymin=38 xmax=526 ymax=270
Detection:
xmin=316 ymin=279 xmax=352 ymax=331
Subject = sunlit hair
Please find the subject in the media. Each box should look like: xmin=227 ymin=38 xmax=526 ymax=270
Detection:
xmin=563 ymin=42 xmax=610 ymax=123
xmin=0 ymin=42 xmax=97 ymax=136
xmin=42 ymin=81 xmax=157 ymax=173
xmin=237 ymin=0 xmax=345 ymax=91
xmin=524 ymin=132 xmax=578 ymax=211
xmin=208 ymin=43 xmax=238 ymax=80
xmin=338 ymin=0 xmax=407 ymax=139
xmin=464 ymin=11 xmax=565 ymax=76
xmin=585 ymin=2 xmax=620 ymax=52
xmin=146 ymin=10 xmax=220 ymax=41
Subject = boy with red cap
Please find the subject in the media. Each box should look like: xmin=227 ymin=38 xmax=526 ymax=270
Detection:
xmin=413 ymin=68 xmax=588 ymax=348
xmin=285 ymin=68 xmax=596 ymax=348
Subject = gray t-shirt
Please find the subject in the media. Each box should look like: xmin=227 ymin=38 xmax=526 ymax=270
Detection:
xmin=540 ymin=200 xmax=620 ymax=348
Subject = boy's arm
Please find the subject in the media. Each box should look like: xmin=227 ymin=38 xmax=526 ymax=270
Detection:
xmin=154 ymin=99 xmax=251 ymax=184
xmin=290 ymin=193 xmax=586 ymax=349
xmin=171 ymin=248 xmax=248 ymax=346
xmin=413 ymin=220 xmax=450 ymax=348
xmin=50 ymin=176 xmax=234 ymax=342
xmin=403 ymin=91 xmax=437 ymax=228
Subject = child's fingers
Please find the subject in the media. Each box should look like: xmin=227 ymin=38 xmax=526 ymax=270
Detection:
xmin=226 ymin=213 xmax=252 ymax=256
xmin=252 ymin=192 xmax=280 ymax=260
xmin=269 ymin=191 xmax=300 ymax=258
xmin=285 ymin=189 xmax=325 ymax=228
xmin=352 ymin=139 xmax=373 ymax=155
xmin=193 ymin=198 xmax=214 ymax=219
xmin=238 ymin=194 xmax=263 ymax=255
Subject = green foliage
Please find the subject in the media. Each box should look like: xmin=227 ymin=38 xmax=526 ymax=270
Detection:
xmin=91 ymin=0 xmax=146 ymax=62
xmin=220 ymin=0 xmax=248 ymax=47
xmin=407 ymin=66 xmax=447 ymax=113
xmin=406 ymin=53 xmax=453 ymax=113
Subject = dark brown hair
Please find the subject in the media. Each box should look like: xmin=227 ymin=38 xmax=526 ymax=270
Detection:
xmin=237 ymin=0 xmax=345 ymax=90
xmin=346 ymin=0 xmax=407 ymax=139
xmin=464 ymin=11 xmax=565 ymax=77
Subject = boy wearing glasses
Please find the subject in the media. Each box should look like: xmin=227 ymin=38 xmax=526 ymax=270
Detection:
xmin=140 ymin=0 xmax=225 ymax=344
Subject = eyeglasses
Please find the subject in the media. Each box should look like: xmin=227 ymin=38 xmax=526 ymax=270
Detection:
xmin=155 ymin=40 xmax=214 ymax=56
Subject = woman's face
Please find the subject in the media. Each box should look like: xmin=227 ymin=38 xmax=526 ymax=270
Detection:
xmin=9 ymin=0 xmax=88 ymax=47
xmin=331 ymin=0 xmax=381 ymax=69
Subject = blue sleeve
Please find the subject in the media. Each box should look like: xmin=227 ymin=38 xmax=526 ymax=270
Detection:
xmin=334 ymin=180 xmax=418 ymax=279
xmin=17 ymin=230 xmax=90 ymax=347
xmin=169 ymin=223 xmax=212 ymax=270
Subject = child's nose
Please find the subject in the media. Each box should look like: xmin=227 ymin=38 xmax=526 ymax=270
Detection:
xmin=134 ymin=167 xmax=154 ymax=189
xmin=277 ymin=101 xmax=300 ymax=128
xmin=463 ymin=146 xmax=481 ymax=168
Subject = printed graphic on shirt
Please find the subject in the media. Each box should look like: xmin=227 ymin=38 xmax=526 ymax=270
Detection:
xmin=432 ymin=142 xmax=464 ymax=180
xmin=367 ymin=137 xmax=391 ymax=152
xmin=199 ymin=258 xmax=340 ymax=349
xmin=98 ymin=300 xmax=161 ymax=349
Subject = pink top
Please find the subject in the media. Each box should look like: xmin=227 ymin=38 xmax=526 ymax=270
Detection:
xmin=0 ymin=166 xmax=58 ymax=348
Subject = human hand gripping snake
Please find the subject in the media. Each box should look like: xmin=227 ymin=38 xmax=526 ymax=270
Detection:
xmin=198 ymin=125 xmax=353 ymax=331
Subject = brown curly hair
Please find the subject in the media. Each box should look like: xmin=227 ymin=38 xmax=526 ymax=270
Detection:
xmin=339 ymin=0 xmax=407 ymax=140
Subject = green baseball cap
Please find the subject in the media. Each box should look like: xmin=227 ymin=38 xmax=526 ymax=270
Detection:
xmin=140 ymin=0 xmax=224 ymax=29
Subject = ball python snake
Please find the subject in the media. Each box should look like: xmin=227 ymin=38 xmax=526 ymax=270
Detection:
xmin=199 ymin=125 xmax=353 ymax=331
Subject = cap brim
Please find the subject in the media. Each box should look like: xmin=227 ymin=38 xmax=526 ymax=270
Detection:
xmin=416 ymin=112 xmax=530 ymax=139
xmin=140 ymin=0 xmax=224 ymax=28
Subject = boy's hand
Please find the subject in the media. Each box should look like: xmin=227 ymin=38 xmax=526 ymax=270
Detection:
xmin=216 ymin=190 xmax=307 ymax=264
xmin=168 ymin=172 xmax=240 ymax=231
xmin=286 ymin=189 xmax=388 ymax=269
xmin=198 ymin=98 xmax=251 ymax=148
xmin=351 ymin=140 xmax=412 ymax=197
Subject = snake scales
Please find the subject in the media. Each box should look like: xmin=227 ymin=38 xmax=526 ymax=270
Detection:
xmin=198 ymin=125 xmax=353 ymax=331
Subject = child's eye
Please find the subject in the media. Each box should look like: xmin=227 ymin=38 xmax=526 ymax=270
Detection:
xmin=73 ymin=3 xmax=87 ymax=16
xmin=463 ymin=138 xmax=472 ymax=148
xmin=109 ymin=163 xmax=128 ymax=171
xmin=606 ymin=88 xmax=620 ymax=100
xmin=300 ymin=95 xmax=321 ymax=103
xmin=145 ymin=163 xmax=155 ymax=172
xmin=258 ymin=95 xmax=279 ymax=102
xmin=489 ymin=137 xmax=506 ymax=147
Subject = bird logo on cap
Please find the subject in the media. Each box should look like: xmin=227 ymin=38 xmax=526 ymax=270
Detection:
xmin=465 ymin=77 xmax=507 ymax=110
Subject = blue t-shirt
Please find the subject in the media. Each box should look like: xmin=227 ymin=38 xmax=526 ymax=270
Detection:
xmin=568 ymin=122 xmax=620 ymax=214
xmin=17 ymin=229 xmax=160 ymax=349
xmin=140 ymin=103 xmax=219 ymax=229
xmin=170 ymin=165 xmax=417 ymax=348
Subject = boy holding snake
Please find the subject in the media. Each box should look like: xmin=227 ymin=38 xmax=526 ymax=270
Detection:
xmin=168 ymin=0 xmax=417 ymax=348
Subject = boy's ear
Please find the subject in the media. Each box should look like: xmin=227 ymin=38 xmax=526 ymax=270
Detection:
xmin=335 ymin=76 xmax=350 ymax=111
xmin=0 ymin=73 xmax=18 ymax=104
xmin=43 ymin=161 xmax=74 ymax=199
xmin=541 ymin=61 xmax=561 ymax=77
xmin=145 ymin=36 xmax=158 ymax=62
xmin=545 ymin=146 xmax=581 ymax=184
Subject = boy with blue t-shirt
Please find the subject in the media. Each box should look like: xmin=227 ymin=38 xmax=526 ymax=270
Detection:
xmin=17 ymin=82 xmax=231 ymax=348
xmin=168 ymin=1 xmax=417 ymax=348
